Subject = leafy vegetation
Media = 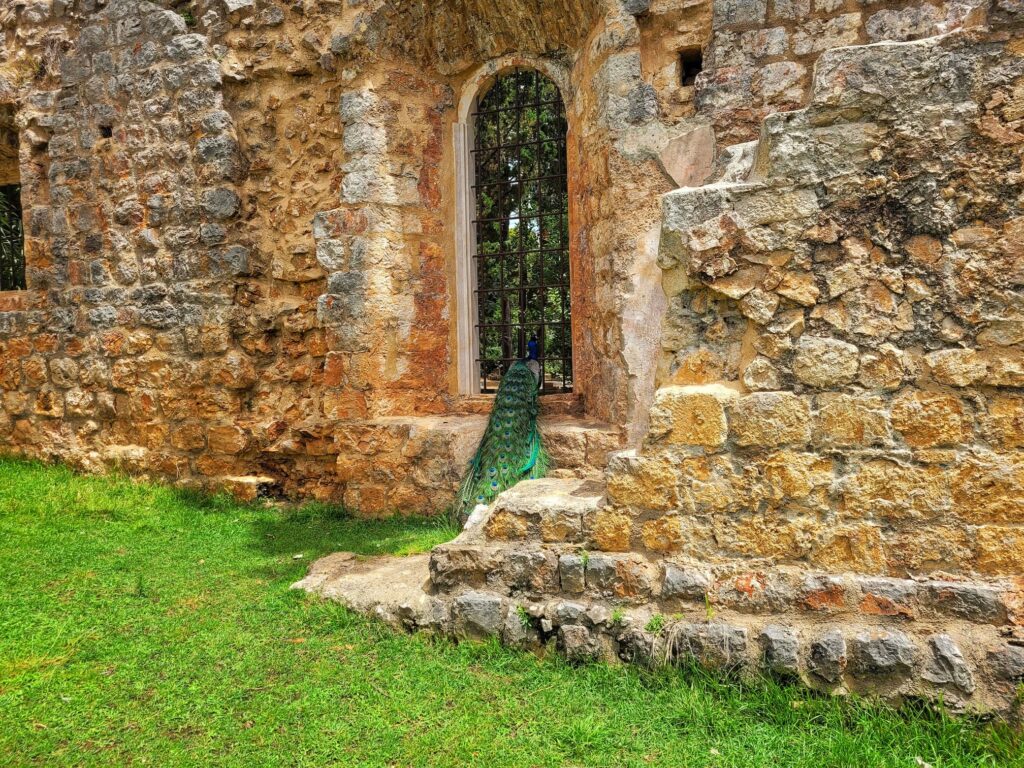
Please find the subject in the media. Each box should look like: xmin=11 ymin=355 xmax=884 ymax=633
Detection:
xmin=0 ymin=457 xmax=1020 ymax=767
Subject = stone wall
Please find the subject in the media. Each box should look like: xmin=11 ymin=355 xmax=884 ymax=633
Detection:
xmin=413 ymin=0 xmax=1024 ymax=719
xmin=700 ymin=0 xmax=991 ymax=143
xmin=0 ymin=0 xmax=721 ymax=509
xmin=623 ymin=20 xmax=1024 ymax=581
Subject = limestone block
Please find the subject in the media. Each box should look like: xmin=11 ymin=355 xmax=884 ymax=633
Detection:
xmin=865 ymin=5 xmax=941 ymax=42
xmin=951 ymin=454 xmax=1024 ymax=525
xmin=975 ymin=527 xmax=1024 ymax=575
xmin=859 ymin=344 xmax=911 ymax=390
xmin=641 ymin=516 xmax=684 ymax=553
xmin=606 ymin=453 xmax=678 ymax=511
xmin=982 ymin=348 xmax=1024 ymax=387
xmin=792 ymin=14 xmax=862 ymax=56
xmin=742 ymin=356 xmax=782 ymax=391
xmin=755 ymin=61 xmax=806 ymax=104
xmin=762 ymin=450 xmax=833 ymax=501
xmin=812 ymin=393 xmax=891 ymax=448
xmin=207 ymin=423 xmax=249 ymax=455
xmin=729 ymin=392 xmax=811 ymax=448
xmin=811 ymin=525 xmax=886 ymax=573
xmin=590 ymin=507 xmax=633 ymax=551
xmin=984 ymin=396 xmax=1024 ymax=448
xmin=735 ymin=187 xmax=819 ymax=226
xmin=793 ymin=336 xmax=859 ymax=388
xmin=647 ymin=384 xmax=736 ymax=449
xmin=713 ymin=0 xmax=768 ymax=27
xmin=926 ymin=349 xmax=987 ymax=387
xmin=887 ymin=526 xmax=972 ymax=574
xmin=842 ymin=459 xmax=950 ymax=520
xmin=891 ymin=390 xmax=970 ymax=448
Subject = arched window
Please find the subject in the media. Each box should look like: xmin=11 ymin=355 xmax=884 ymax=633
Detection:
xmin=470 ymin=69 xmax=571 ymax=394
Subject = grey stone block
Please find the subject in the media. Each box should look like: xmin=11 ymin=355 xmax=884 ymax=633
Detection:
xmin=671 ymin=622 xmax=748 ymax=670
xmin=662 ymin=564 xmax=711 ymax=600
xmin=714 ymin=0 xmax=768 ymax=26
xmin=559 ymin=554 xmax=585 ymax=594
xmin=560 ymin=624 xmax=600 ymax=663
xmin=201 ymin=188 xmax=241 ymax=220
xmin=924 ymin=583 xmax=1007 ymax=625
xmin=454 ymin=591 xmax=505 ymax=637
xmin=502 ymin=607 xmax=540 ymax=649
xmin=760 ymin=625 xmax=799 ymax=675
xmin=808 ymin=630 xmax=846 ymax=683
xmin=850 ymin=630 xmax=918 ymax=677
xmin=922 ymin=635 xmax=975 ymax=694
xmin=987 ymin=644 xmax=1024 ymax=682
xmin=621 ymin=0 xmax=651 ymax=15
xmin=549 ymin=600 xmax=587 ymax=624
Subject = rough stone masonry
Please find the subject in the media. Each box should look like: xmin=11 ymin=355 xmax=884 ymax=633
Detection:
xmin=2 ymin=0 xmax=1023 ymax=717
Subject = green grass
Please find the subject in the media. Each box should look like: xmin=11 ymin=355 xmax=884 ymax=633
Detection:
xmin=0 ymin=457 xmax=1019 ymax=767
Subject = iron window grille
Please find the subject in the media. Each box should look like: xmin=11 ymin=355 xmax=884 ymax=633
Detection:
xmin=0 ymin=184 xmax=24 ymax=291
xmin=472 ymin=69 xmax=572 ymax=395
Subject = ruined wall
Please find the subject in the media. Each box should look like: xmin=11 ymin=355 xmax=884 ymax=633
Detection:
xmin=608 ymin=16 xmax=1024 ymax=581
xmin=0 ymin=0 xmax=710 ymax=511
xmin=700 ymin=0 xmax=990 ymax=144
xmin=419 ymin=0 xmax=1024 ymax=719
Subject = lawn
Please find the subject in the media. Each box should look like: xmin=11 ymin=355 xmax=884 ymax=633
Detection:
xmin=0 ymin=457 xmax=1020 ymax=767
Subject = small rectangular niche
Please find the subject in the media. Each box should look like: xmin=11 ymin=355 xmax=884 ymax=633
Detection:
xmin=679 ymin=47 xmax=703 ymax=87
xmin=99 ymin=124 xmax=113 ymax=139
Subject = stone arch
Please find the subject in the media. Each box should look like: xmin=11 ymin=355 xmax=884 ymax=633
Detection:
xmin=454 ymin=56 xmax=574 ymax=395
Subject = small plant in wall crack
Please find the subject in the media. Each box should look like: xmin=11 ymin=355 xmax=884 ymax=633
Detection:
xmin=645 ymin=614 xmax=665 ymax=634
xmin=705 ymin=592 xmax=716 ymax=621
xmin=515 ymin=604 xmax=532 ymax=630
xmin=610 ymin=608 xmax=625 ymax=627
xmin=578 ymin=549 xmax=589 ymax=569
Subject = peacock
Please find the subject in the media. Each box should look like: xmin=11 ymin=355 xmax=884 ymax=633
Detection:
xmin=454 ymin=337 xmax=551 ymax=524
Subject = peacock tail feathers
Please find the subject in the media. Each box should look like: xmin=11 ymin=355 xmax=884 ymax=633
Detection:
xmin=454 ymin=360 xmax=550 ymax=523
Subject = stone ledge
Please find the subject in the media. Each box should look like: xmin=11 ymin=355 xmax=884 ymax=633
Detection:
xmin=296 ymin=551 xmax=1024 ymax=719
xmin=429 ymin=537 xmax=1024 ymax=627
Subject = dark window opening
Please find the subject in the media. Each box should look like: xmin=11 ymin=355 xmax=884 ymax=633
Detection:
xmin=680 ymin=47 xmax=703 ymax=87
xmin=472 ymin=69 xmax=572 ymax=395
xmin=99 ymin=124 xmax=113 ymax=139
xmin=0 ymin=184 xmax=24 ymax=291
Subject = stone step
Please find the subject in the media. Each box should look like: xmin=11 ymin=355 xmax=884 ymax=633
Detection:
xmin=430 ymin=537 xmax=1024 ymax=625
xmin=297 ymin=555 xmax=1023 ymax=715
xmin=480 ymin=476 xmax=607 ymax=544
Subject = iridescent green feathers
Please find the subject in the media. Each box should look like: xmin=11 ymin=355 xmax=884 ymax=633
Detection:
xmin=454 ymin=361 xmax=550 ymax=523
